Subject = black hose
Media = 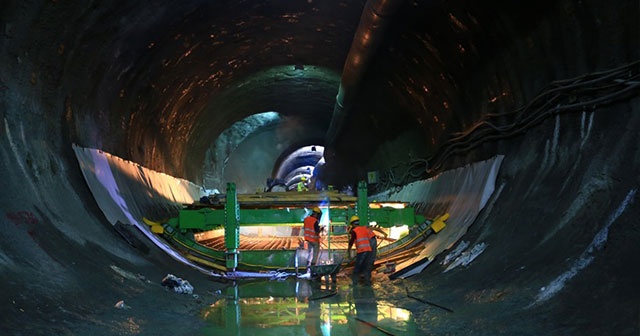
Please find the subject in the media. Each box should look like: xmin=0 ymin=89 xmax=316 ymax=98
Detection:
xmin=407 ymin=293 xmax=454 ymax=313
xmin=308 ymin=290 xmax=337 ymax=301
xmin=354 ymin=317 xmax=397 ymax=336
xmin=332 ymin=291 xmax=398 ymax=336
xmin=405 ymin=288 xmax=454 ymax=313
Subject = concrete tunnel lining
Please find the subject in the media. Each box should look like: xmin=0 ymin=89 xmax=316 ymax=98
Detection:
xmin=1 ymin=0 xmax=639 ymax=335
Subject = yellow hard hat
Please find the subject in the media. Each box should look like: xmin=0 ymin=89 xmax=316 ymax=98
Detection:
xmin=312 ymin=206 xmax=322 ymax=214
xmin=301 ymin=176 xmax=307 ymax=181
xmin=349 ymin=215 xmax=360 ymax=225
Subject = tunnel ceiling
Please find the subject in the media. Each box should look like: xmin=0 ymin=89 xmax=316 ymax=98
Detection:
xmin=3 ymin=0 xmax=636 ymax=190
xmin=2 ymin=1 xmax=640 ymax=334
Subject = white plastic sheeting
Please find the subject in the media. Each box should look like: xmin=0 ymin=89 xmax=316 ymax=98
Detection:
xmin=73 ymin=145 xmax=219 ymax=276
xmin=440 ymin=240 xmax=470 ymax=266
xmin=73 ymin=144 xmax=203 ymax=225
xmin=443 ymin=242 xmax=488 ymax=272
xmin=374 ymin=155 xmax=504 ymax=278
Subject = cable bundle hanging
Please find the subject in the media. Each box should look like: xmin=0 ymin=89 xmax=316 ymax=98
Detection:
xmin=374 ymin=60 xmax=640 ymax=193
xmin=428 ymin=60 xmax=639 ymax=173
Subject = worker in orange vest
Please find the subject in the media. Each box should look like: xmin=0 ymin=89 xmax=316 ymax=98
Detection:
xmin=365 ymin=224 xmax=387 ymax=280
xmin=347 ymin=216 xmax=373 ymax=286
xmin=303 ymin=206 xmax=323 ymax=267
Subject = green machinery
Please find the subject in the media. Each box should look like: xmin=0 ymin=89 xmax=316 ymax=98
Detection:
xmin=161 ymin=181 xmax=434 ymax=272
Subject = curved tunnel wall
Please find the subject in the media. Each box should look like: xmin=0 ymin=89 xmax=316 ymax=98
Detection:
xmin=1 ymin=0 xmax=638 ymax=334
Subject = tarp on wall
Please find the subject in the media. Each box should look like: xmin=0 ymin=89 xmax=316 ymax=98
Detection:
xmin=374 ymin=155 xmax=504 ymax=278
xmin=73 ymin=145 xmax=220 ymax=275
xmin=73 ymin=144 xmax=203 ymax=226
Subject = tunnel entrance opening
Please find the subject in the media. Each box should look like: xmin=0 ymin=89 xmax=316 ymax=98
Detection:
xmin=203 ymin=111 xmax=282 ymax=193
xmin=272 ymin=145 xmax=325 ymax=191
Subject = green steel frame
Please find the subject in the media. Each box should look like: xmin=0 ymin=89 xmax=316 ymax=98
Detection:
xmin=164 ymin=181 xmax=427 ymax=271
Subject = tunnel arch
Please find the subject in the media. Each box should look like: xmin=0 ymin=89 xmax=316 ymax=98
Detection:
xmin=0 ymin=1 xmax=638 ymax=335
xmin=273 ymin=144 xmax=325 ymax=190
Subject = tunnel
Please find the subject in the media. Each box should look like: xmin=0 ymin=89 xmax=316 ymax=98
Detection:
xmin=1 ymin=0 xmax=639 ymax=335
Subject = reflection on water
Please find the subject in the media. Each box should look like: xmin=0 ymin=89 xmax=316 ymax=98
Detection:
xmin=199 ymin=278 xmax=419 ymax=336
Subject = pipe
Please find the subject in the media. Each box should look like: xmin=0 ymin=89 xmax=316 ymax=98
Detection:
xmin=354 ymin=317 xmax=397 ymax=336
xmin=324 ymin=0 xmax=404 ymax=152
xmin=406 ymin=288 xmax=454 ymax=313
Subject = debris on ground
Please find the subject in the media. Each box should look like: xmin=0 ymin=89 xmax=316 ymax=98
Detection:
xmin=444 ymin=242 xmax=488 ymax=272
xmin=161 ymin=274 xmax=194 ymax=294
xmin=114 ymin=300 xmax=131 ymax=309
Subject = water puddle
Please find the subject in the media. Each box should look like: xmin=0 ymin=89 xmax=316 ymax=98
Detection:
xmin=199 ymin=278 xmax=420 ymax=335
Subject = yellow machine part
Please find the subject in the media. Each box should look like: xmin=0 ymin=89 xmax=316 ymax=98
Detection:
xmin=430 ymin=213 xmax=449 ymax=233
xmin=143 ymin=217 xmax=165 ymax=234
xmin=151 ymin=225 xmax=164 ymax=234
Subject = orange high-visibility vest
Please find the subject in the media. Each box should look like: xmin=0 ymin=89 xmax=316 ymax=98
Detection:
xmin=352 ymin=226 xmax=372 ymax=253
xmin=303 ymin=216 xmax=319 ymax=243
xmin=368 ymin=228 xmax=376 ymax=239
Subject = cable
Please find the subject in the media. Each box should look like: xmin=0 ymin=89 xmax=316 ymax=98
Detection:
xmin=374 ymin=59 xmax=640 ymax=192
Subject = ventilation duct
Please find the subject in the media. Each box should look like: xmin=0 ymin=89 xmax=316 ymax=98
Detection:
xmin=324 ymin=0 xmax=403 ymax=153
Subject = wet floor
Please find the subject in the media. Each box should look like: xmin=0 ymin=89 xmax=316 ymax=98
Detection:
xmin=198 ymin=278 xmax=422 ymax=336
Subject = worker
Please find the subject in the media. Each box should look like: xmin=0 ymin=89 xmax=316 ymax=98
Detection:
xmin=303 ymin=206 xmax=323 ymax=268
xmin=297 ymin=176 xmax=309 ymax=191
xmin=365 ymin=225 xmax=387 ymax=280
xmin=347 ymin=216 xmax=373 ymax=286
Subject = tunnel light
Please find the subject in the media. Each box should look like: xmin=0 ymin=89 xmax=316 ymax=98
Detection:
xmin=318 ymin=206 xmax=330 ymax=228
xmin=389 ymin=225 xmax=409 ymax=240
xmin=369 ymin=202 xmax=406 ymax=209
xmin=380 ymin=202 xmax=405 ymax=209
xmin=194 ymin=228 xmax=224 ymax=241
